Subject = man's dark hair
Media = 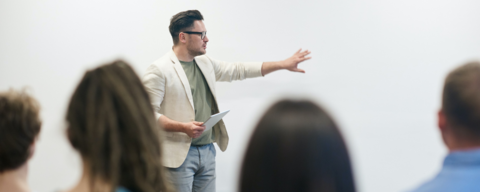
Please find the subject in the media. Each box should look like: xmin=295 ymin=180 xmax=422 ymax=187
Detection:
xmin=169 ymin=10 xmax=204 ymax=45
xmin=0 ymin=89 xmax=41 ymax=173
xmin=240 ymin=100 xmax=356 ymax=192
xmin=442 ymin=61 xmax=480 ymax=140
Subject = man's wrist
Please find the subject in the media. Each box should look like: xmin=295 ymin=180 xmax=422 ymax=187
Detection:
xmin=180 ymin=122 xmax=189 ymax=133
xmin=279 ymin=60 xmax=288 ymax=69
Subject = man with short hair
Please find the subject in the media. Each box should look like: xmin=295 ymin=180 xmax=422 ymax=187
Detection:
xmin=410 ymin=61 xmax=480 ymax=191
xmin=142 ymin=10 xmax=311 ymax=192
xmin=0 ymin=89 xmax=41 ymax=192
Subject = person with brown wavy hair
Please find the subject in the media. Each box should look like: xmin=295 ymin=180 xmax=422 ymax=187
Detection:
xmin=0 ymin=89 xmax=41 ymax=192
xmin=240 ymin=100 xmax=356 ymax=192
xmin=64 ymin=60 xmax=172 ymax=192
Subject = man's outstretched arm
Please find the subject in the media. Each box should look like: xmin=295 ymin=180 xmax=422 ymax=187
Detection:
xmin=261 ymin=49 xmax=312 ymax=76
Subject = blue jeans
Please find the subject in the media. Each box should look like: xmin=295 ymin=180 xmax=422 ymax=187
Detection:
xmin=167 ymin=143 xmax=216 ymax=192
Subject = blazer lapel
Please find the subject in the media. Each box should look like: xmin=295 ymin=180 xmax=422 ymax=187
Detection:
xmin=195 ymin=58 xmax=217 ymax=100
xmin=169 ymin=51 xmax=194 ymax=110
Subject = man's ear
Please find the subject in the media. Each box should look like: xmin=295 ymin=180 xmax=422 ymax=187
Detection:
xmin=179 ymin=32 xmax=187 ymax=44
xmin=438 ymin=109 xmax=447 ymax=132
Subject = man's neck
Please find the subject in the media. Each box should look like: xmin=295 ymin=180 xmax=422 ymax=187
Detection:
xmin=0 ymin=164 xmax=30 ymax=192
xmin=447 ymin=136 xmax=480 ymax=152
xmin=173 ymin=46 xmax=194 ymax=62
xmin=449 ymin=145 xmax=480 ymax=152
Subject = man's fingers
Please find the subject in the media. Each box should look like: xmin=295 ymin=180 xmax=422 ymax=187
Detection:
xmin=301 ymin=50 xmax=310 ymax=57
xmin=296 ymin=48 xmax=302 ymax=54
xmin=302 ymin=57 xmax=312 ymax=61
xmin=189 ymin=123 xmax=206 ymax=138
xmin=194 ymin=126 xmax=205 ymax=131
xmin=295 ymin=51 xmax=310 ymax=60
xmin=292 ymin=68 xmax=305 ymax=73
xmin=193 ymin=130 xmax=204 ymax=138
xmin=192 ymin=130 xmax=204 ymax=138
xmin=193 ymin=121 xmax=204 ymax=125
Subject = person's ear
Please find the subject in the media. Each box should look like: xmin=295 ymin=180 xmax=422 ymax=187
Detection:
xmin=28 ymin=137 xmax=38 ymax=159
xmin=438 ymin=109 xmax=447 ymax=132
xmin=179 ymin=32 xmax=187 ymax=44
xmin=438 ymin=108 xmax=456 ymax=150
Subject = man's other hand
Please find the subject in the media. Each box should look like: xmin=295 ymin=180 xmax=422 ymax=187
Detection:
xmin=184 ymin=121 xmax=206 ymax=138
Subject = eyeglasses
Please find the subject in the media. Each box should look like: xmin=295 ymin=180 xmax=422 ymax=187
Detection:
xmin=182 ymin=31 xmax=207 ymax=40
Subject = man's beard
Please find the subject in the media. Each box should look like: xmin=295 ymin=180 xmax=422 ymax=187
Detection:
xmin=187 ymin=44 xmax=205 ymax=57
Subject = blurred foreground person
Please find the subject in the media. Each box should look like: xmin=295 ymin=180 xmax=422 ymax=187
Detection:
xmin=0 ymin=89 xmax=41 ymax=192
xmin=64 ymin=60 xmax=172 ymax=192
xmin=240 ymin=100 xmax=356 ymax=192
xmin=410 ymin=61 xmax=480 ymax=192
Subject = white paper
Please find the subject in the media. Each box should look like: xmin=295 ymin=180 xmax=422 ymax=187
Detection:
xmin=203 ymin=110 xmax=230 ymax=132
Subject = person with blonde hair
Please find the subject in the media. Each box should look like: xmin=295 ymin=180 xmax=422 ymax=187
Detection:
xmin=64 ymin=60 xmax=172 ymax=192
xmin=0 ymin=89 xmax=41 ymax=192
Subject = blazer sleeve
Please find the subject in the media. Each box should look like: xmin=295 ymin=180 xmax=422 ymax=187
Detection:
xmin=142 ymin=65 xmax=165 ymax=120
xmin=206 ymin=56 xmax=264 ymax=82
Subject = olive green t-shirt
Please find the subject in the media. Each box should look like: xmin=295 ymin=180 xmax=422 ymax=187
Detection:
xmin=179 ymin=60 xmax=215 ymax=145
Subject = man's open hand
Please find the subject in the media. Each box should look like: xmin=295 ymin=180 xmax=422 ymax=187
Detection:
xmin=283 ymin=49 xmax=311 ymax=73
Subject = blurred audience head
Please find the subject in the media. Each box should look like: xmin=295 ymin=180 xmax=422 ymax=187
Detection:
xmin=240 ymin=100 xmax=355 ymax=192
xmin=0 ymin=88 xmax=41 ymax=173
xmin=439 ymin=61 xmax=480 ymax=150
xmin=66 ymin=60 xmax=171 ymax=192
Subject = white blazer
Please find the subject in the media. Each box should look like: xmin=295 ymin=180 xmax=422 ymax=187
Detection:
xmin=142 ymin=50 xmax=263 ymax=168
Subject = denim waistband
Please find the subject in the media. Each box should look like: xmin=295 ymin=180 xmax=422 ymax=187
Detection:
xmin=191 ymin=143 xmax=213 ymax=147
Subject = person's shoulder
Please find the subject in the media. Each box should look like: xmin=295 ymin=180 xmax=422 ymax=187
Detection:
xmin=152 ymin=52 xmax=174 ymax=68
xmin=195 ymin=55 xmax=213 ymax=64
xmin=145 ymin=52 xmax=174 ymax=75
xmin=409 ymin=175 xmax=480 ymax=192
xmin=115 ymin=187 xmax=132 ymax=192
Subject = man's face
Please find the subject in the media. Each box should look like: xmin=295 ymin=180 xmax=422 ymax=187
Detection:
xmin=185 ymin=20 xmax=209 ymax=56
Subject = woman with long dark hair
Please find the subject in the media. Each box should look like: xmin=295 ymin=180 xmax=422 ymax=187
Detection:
xmin=240 ymin=100 xmax=356 ymax=192
xmin=65 ymin=60 xmax=172 ymax=192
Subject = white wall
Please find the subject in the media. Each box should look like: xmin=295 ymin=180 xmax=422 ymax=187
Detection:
xmin=1 ymin=0 xmax=480 ymax=191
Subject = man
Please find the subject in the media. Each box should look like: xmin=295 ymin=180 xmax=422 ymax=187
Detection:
xmin=142 ymin=10 xmax=311 ymax=192
xmin=410 ymin=61 xmax=480 ymax=191
xmin=0 ymin=89 xmax=41 ymax=192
